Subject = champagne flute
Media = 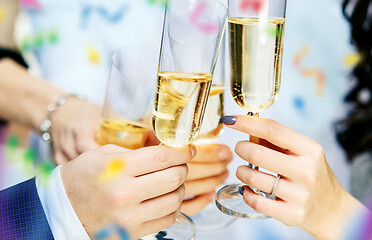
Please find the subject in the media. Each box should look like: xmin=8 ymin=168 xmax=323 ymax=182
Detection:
xmin=96 ymin=47 xmax=196 ymax=240
xmin=190 ymin=34 xmax=238 ymax=231
xmin=96 ymin=46 xmax=157 ymax=150
xmin=215 ymin=0 xmax=287 ymax=218
xmin=152 ymin=0 xmax=227 ymax=238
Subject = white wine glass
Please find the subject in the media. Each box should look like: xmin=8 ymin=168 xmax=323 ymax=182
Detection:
xmin=215 ymin=0 xmax=287 ymax=219
xmin=96 ymin=47 xmax=196 ymax=240
xmin=96 ymin=46 xmax=157 ymax=150
xmin=190 ymin=34 xmax=237 ymax=231
xmin=152 ymin=0 xmax=227 ymax=238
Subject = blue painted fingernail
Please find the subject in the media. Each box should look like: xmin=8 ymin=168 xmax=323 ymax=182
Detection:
xmin=220 ymin=116 xmax=237 ymax=125
xmin=238 ymin=186 xmax=245 ymax=195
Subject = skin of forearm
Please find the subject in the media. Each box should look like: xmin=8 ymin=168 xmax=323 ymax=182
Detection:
xmin=308 ymin=189 xmax=369 ymax=240
xmin=0 ymin=58 xmax=65 ymax=132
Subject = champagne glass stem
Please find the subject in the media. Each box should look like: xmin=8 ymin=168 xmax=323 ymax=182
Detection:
xmin=247 ymin=112 xmax=262 ymax=195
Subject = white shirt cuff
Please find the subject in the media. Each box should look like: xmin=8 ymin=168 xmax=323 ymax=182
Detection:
xmin=36 ymin=165 xmax=91 ymax=240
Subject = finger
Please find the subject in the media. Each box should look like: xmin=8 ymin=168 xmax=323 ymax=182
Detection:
xmin=180 ymin=192 xmax=215 ymax=216
xmin=192 ymin=144 xmax=233 ymax=163
xmin=98 ymin=144 xmax=131 ymax=154
xmin=136 ymin=212 xmax=178 ymax=239
xmin=235 ymin=141 xmax=299 ymax=178
xmin=136 ymin=165 xmax=188 ymax=201
xmin=221 ymin=115 xmax=317 ymax=156
xmin=76 ymin=139 xmax=100 ymax=154
xmin=121 ymin=145 xmax=195 ymax=176
xmin=53 ymin=149 xmax=69 ymax=165
xmin=240 ymin=186 xmax=297 ymax=225
xmin=138 ymin=185 xmax=185 ymax=222
xmin=236 ymin=166 xmax=291 ymax=201
xmin=187 ymin=161 xmax=229 ymax=181
xmin=60 ymin=134 xmax=79 ymax=161
xmin=184 ymin=171 xmax=228 ymax=198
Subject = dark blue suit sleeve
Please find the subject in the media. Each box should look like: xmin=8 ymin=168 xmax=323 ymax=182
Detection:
xmin=0 ymin=178 xmax=54 ymax=240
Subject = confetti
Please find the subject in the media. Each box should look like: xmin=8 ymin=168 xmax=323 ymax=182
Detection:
xmin=94 ymin=225 xmax=129 ymax=240
xmin=294 ymin=97 xmax=305 ymax=111
xmin=23 ymin=148 xmax=37 ymax=164
xmin=293 ymin=45 xmax=309 ymax=69
xmin=20 ymin=0 xmax=41 ymax=10
xmin=344 ymin=53 xmax=361 ymax=67
xmin=96 ymin=158 xmax=126 ymax=183
xmin=190 ymin=2 xmax=219 ymax=33
xmin=293 ymin=46 xmax=326 ymax=96
xmin=0 ymin=8 xmax=5 ymax=24
xmin=86 ymin=44 xmax=101 ymax=65
xmin=6 ymin=135 xmax=19 ymax=149
xmin=48 ymin=29 xmax=59 ymax=44
xmin=301 ymin=68 xmax=326 ymax=96
xmin=147 ymin=0 xmax=169 ymax=8
xmin=240 ymin=0 xmax=265 ymax=13
xmin=20 ymin=29 xmax=59 ymax=52
xmin=80 ymin=5 xmax=129 ymax=29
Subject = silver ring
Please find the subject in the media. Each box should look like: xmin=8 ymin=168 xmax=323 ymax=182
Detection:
xmin=270 ymin=175 xmax=281 ymax=199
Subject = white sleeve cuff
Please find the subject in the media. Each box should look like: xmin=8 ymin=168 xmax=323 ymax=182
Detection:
xmin=36 ymin=165 xmax=91 ymax=240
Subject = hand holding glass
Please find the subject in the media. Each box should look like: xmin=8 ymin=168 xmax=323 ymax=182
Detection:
xmin=215 ymin=0 xmax=287 ymax=219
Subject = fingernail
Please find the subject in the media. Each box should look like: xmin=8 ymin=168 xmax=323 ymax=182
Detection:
xmin=190 ymin=145 xmax=197 ymax=158
xmin=220 ymin=116 xmax=237 ymax=125
xmin=238 ymin=186 xmax=245 ymax=195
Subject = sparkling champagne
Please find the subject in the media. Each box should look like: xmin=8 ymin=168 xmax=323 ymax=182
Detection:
xmin=194 ymin=84 xmax=225 ymax=144
xmin=96 ymin=119 xmax=149 ymax=150
xmin=153 ymin=71 xmax=212 ymax=147
xmin=229 ymin=18 xmax=285 ymax=112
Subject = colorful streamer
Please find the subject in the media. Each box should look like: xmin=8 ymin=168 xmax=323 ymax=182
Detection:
xmin=19 ymin=0 xmax=41 ymax=10
xmin=240 ymin=0 xmax=265 ymax=12
xmin=20 ymin=29 xmax=59 ymax=52
xmin=293 ymin=46 xmax=326 ymax=96
xmin=80 ymin=5 xmax=129 ymax=29
xmin=190 ymin=2 xmax=219 ymax=33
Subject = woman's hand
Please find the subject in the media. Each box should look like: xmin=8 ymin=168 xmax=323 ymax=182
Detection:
xmin=181 ymin=144 xmax=233 ymax=216
xmin=220 ymin=115 xmax=367 ymax=240
xmin=51 ymin=98 xmax=101 ymax=164
xmin=62 ymin=144 xmax=195 ymax=239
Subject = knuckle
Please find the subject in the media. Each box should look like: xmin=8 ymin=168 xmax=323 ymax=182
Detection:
xmin=249 ymin=147 xmax=261 ymax=161
xmin=171 ymin=190 xmax=184 ymax=207
xmin=169 ymin=170 xmax=184 ymax=188
xmin=76 ymin=141 xmax=88 ymax=153
xmin=244 ymin=171 xmax=256 ymax=186
xmin=296 ymin=189 xmax=311 ymax=206
xmin=291 ymin=209 xmax=306 ymax=226
xmin=163 ymin=212 xmax=177 ymax=227
xmin=264 ymin=119 xmax=280 ymax=136
xmin=108 ymin=189 xmax=131 ymax=206
xmin=155 ymin=148 xmax=170 ymax=168
xmin=248 ymin=197 xmax=264 ymax=213
xmin=312 ymin=142 xmax=325 ymax=159
xmin=301 ymin=164 xmax=317 ymax=186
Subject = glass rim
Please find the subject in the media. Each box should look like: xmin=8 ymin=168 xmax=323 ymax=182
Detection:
xmin=110 ymin=46 xmax=158 ymax=82
xmin=166 ymin=0 xmax=228 ymax=22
